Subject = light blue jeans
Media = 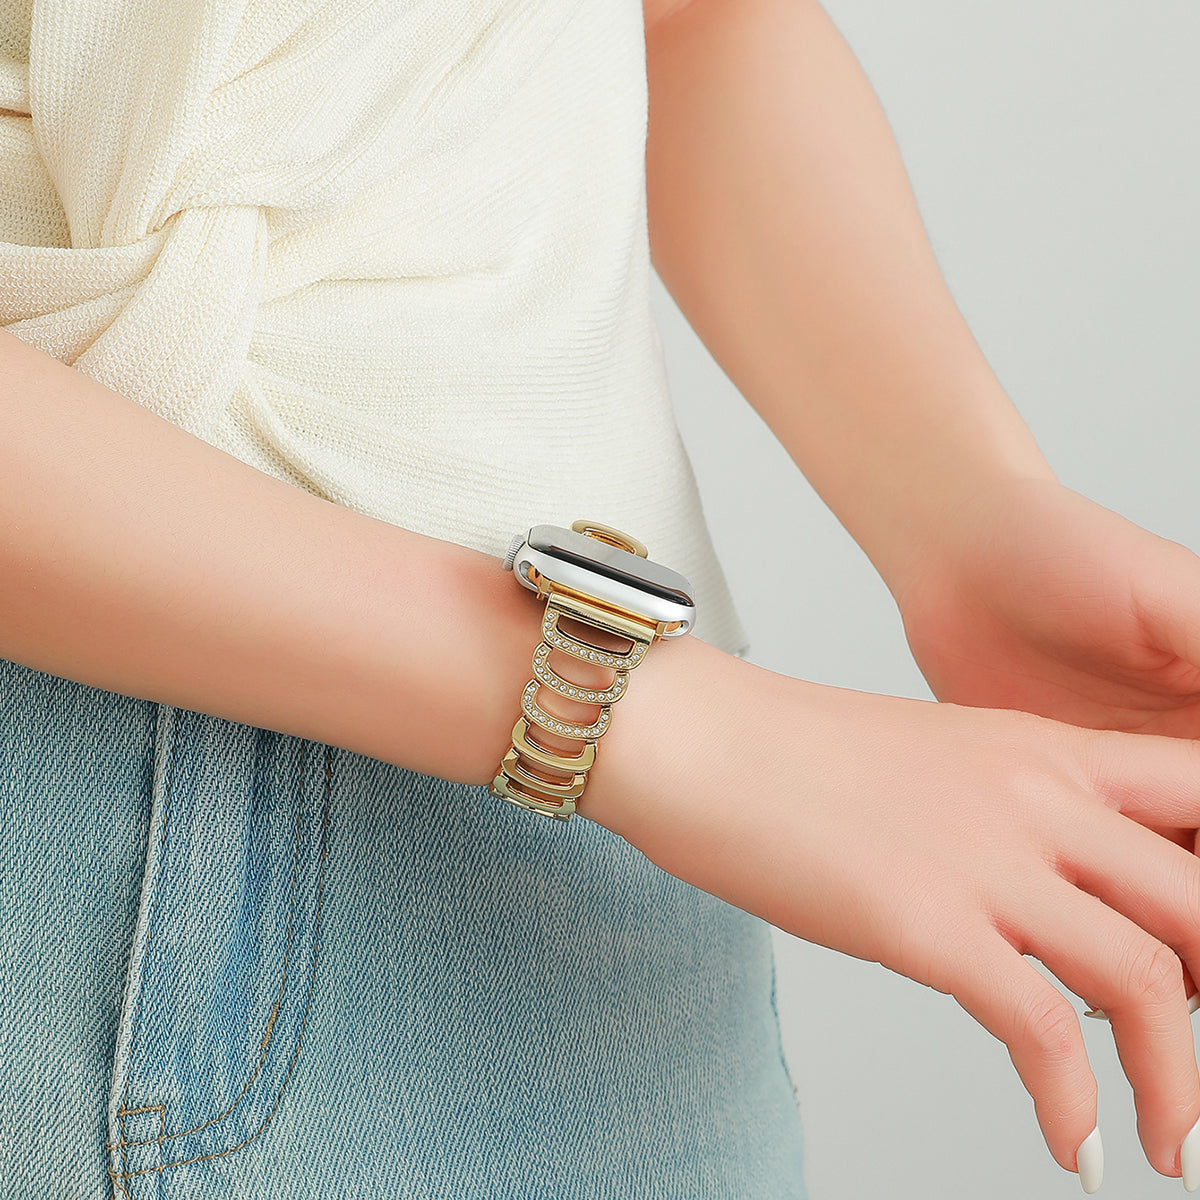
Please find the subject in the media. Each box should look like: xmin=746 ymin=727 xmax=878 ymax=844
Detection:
xmin=0 ymin=655 xmax=808 ymax=1198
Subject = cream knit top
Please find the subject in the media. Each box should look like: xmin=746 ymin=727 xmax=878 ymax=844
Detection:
xmin=0 ymin=0 xmax=750 ymax=657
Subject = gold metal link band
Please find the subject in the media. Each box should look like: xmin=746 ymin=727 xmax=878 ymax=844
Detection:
xmin=488 ymin=524 xmax=660 ymax=821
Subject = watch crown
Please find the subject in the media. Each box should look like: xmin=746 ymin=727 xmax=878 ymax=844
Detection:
xmin=502 ymin=533 xmax=525 ymax=572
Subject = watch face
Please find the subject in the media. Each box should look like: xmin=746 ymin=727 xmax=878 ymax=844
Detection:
xmin=526 ymin=524 xmax=695 ymax=607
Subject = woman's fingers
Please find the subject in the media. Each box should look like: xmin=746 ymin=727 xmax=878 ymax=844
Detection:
xmin=995 ymin=872 xmax=1200 ymax=1180
xmin=1056 ymin=801 xmax=1200 ymax=1022
xmin=1084 ymin=990 xmax=1200 ymax=1022
xmin=1061 ymin=799 xmax=1200 ymax=987
xmin=1064 ymin=725 xmax=1200 ymax=1022
xmin=1078 ymin=721 xmax=1200 ymax=828
xmin=946 ymin=922 xmax=1101 ymax=1186
xmin=944 ymin=717 xmax=1200 ymax=1184
xmin=1130 ymin=537 xmax=1200 ymax=681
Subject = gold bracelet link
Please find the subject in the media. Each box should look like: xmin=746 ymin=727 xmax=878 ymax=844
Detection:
xmin=489 ymin=585 xmax=658 ymax=821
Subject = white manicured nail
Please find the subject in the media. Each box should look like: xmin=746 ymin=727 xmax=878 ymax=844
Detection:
xmin=1076 ymin=1125 xmax=1103 ymax=1194
xmin=1182 ymin=1114 xmax=1200 ymax=1191
xmin=1084 ymin=992 xmax=1200 ymax=1022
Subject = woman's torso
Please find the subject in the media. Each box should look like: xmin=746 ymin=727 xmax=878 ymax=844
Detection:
xmin=0 ymin=0 xmax=750 ymax=655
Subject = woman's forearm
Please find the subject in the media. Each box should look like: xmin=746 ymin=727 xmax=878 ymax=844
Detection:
xmin=644 ymin=0 xmax=1056 ymax=600
xmin=0 ymin=328 xmax=579 ymax=789
xmin=10 ymin=336 xmax=1200 ymax=1187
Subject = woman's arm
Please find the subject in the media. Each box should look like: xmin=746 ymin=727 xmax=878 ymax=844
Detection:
xmin=6 ymin=329 xmax=1200 ymax=1187
xmin=643 ymin=0 xmax=1056 ymax=601
xmin=643 ymin=0 xmax=1200 ymax=763
xmin=0 ymin=327 xmax=551 ymax=786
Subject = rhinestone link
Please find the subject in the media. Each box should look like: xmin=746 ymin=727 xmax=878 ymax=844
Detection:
xmin=488 ymin=528 xmax=659 ymax=822
xmin=541 ymin=607 xmax=649 ymax=670
xmin=531 ymin=642 xmax=629 ymax=706
xmin=520 ymin=680 xmax=611 ymax=741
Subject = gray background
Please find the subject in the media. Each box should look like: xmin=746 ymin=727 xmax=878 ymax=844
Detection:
xmin=651 ymin=1 xmax=1199 ymax=1196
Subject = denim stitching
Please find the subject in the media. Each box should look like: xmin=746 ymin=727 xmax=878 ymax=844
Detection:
xmin=110 ymin=1105 xmax=165 ymax=1198
xmin=115 ymin=708 xmax=180 ymax=1187
xmin=108 ymin=737 xmax=308 ymax=1151
xmin=110 ymin=736 xmax=329 ymax=1184
xmin=769 ymin=932 xmax=801 ymax=1110
xmin=109 ymin=743 xmax=331 ymax=1182
xmin=116 ymin=1105 xmax=164 ymax=1138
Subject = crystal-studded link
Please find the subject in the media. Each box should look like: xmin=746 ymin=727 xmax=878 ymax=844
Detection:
xmin=512 ymin=716 xmax=596 ymax=773
xmin=521 ymin=680 xmax=611 ymax=740
xmin=541 ymin=594 xmax=652 ymax=670
xmin=531 ymin=642 xmax=628 ymax=705
xmin=488 ymin=523 xmax=661 ymax=822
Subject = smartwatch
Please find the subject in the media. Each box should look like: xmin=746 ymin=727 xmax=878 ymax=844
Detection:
xmin=489 ymin=519 xmax=696 ymax=821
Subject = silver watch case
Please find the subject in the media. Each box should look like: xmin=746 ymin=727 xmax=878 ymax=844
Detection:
xmin=503 ymin=524 xmax=696 ymax=637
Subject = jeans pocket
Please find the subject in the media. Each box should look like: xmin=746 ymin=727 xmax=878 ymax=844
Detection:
xmin=107 ymin=703 xmax=331 ymax=1196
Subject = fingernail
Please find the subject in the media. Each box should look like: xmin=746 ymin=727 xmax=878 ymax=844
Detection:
xmin=1182 ymin=1114 xmax=1200 ymax=1191
xmin=1076 ymin=1125 xmax=1103 ymax=1193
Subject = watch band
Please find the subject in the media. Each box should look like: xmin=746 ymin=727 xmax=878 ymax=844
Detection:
xmin=488 ymin=524 xmax=663 ymax=821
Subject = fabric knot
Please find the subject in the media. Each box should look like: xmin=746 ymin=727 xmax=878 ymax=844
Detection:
xmin=2 ymin=206 xmax=267 ymax=439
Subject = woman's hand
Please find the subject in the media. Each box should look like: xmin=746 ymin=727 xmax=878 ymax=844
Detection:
xmin=893 ymin=476 xmax=1200 ymax=740
xmin=582 ymin=635 xmax=1200 ymax=1190
xmin=896 ymin=475 xmax=1200 ymax=1010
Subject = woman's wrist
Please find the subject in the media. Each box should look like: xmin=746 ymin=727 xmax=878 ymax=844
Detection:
xmin=573 ymin=630 xmax=787 ymax=849
xmin=884 ymin=471 xmax=1069 ymax=620
xmin=863 ymin=443 xmax=1059 ymax=607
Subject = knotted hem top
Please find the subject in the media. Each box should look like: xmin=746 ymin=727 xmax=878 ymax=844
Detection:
xmin=0 ymin=0 xmax=751 ymax=658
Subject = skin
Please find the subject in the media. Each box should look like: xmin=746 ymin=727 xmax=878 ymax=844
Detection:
xmin=642 ymin=0 xmax=1200 ymax=1184
xmin=1 ymin=0 xmax=1197 ymax=1191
